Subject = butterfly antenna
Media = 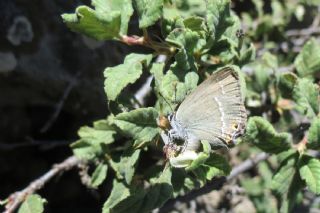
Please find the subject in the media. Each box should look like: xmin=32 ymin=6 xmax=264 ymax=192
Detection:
xmin=158 ymin=92 xmax=174 ymax=112
xmin=173 ymin=83 xmax=177 ymax=104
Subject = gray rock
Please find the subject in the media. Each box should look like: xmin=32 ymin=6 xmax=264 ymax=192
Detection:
xmin=7 ymin=16 xmax=33 ymax=46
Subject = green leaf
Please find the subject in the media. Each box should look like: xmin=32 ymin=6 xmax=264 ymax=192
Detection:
xmin=299 ymin=154 xmax=320 ymax=194
xmin=247 ymin=52 xmax=277 ymax=93
xmin=93 ymin=117 xmax=116 ymax=131
xmin=183 ymin=16 xmax=206 ymax=33
xmin=134 ymin=0 xmax=164 ymax=28
xmin=241 ymin=178 xmax=264 ymax=196
xmin=92 ymin=0 xmax=134 ymax=35
xmin=206 ymin=0 xmax=234 ymax=41
xmin=150 ymin=62 xmax=165 ymax=90
xmin=71 ymin=126 xmax=116 ymax=160
xmin=102 ymin=180 xmax=132 ymax=212
xmin=308 ymin=118 xmax=320 ymax=149
xmin=294 ymin=38 xmax=320 ymax=79
xmin=18 ymin=194 xmax=46 ymax=213
xmin=186 ymin=141 xmax=211 ymax=171
xmin=271 ymin=152 xmax=298 ymax=195
xmin=293 ymin=78 xmax=319 ymax=118
xmin=110 ymin=149 xmax=141 ymax=184
xmin=103 ymin=167 xmax=172 ymax=213
xmin=113 ymin=107 xmax=159 ymax=147
xmin=78 ymin=126 xmax=116 ymax=145
xmin=159 ymin=70 xmax=199 ymax=107
xmin=277 ymin=73 xmax=319 ymax=117
xmin=140 ymin=167 xmax=173 ymax=212
xmin=104 ymin=53 xmax=152 ymax=101
xmin=237 ymin=43 xmax=256 ymax=66
xmin=91 ymin=163 xmax=108 ymax=188
xmin=181 ymin=141 xmax=230 ymax=182
xmin=277 ymin=72 xmax=298 ymax=99
xmin=198 ymin=153 xmax=231 ymax=180
xmin=62 ymin=6 xmax=121 ymax=40
xmin=271 ymin=151 xmax=304 ymax=213
xmin=279 ymin=172 xmax=304 ymax=213
xmin=166 ymin=28 xmax=200 ymax=53
xmin=245 ymin=117 xmax=291 ymax=154
xmin=166 ymin=28 xmax=201 ymax=72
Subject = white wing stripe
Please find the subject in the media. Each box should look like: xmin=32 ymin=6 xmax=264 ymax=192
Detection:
xmin=214 ymin=96 xmax=226 ymax=137
xmin=218 ymin=81 xmax=226 ymax=94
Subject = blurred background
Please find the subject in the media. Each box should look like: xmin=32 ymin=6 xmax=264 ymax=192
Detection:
xmin=0 ymin=0 xmax=319 ymax=212
xmin=0 ymin=0 xmax=144 ymax=211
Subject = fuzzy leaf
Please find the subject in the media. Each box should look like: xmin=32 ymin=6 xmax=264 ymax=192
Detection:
xmin=206 ymin=0 xmax=234 ymax=41
xmin=245 ymin=117 xmax=291 ymax=154
xmin=150 ymin=62 xmax=165 ymax=90
xmin=110 ymin=149 xmax=141 ymax=184
xmin=140 ymin=167 xmax=173 ymax=212
xmin=62 ymin=6 xmax=121 ymax=40
xmin=277 ymin=72 xmax=298 ymax=99
xmin=91 ymin=163 xmax=108 ymax=188
xmin=102 ymin=180 xmax=131 ymax=212
xmin=103 ymin=167 xmax=172 ymax=213
xmin=279 ymin=172 xmax=304 ymax=213
xmin=237 ymin=43 xmax=256 ymax=66
xmin=78 ymin=126 xmax=116 ymax=145
xmin=92 ymin=0 xmax=134 ymax=35
xmin=271 ymin=151 xmax=303 ymax=213
xmin=104 ymin=54 xmax=152 ymax=101
xmin=299 ymin=154 xmax=320 ymax=194
xmin=294 ymin=38 xmax=320 ymax=79
xmin=113 ymin=107 xmax=159 ymax=147
xmin=293 ymin=78 xmax=319 ymax=118
xmin=185 ymin=141 xmax=211 ymax=171
xmin=71 ymin=126 xmax=116 ymax=160
xmin=166 ymin=28 xmax=200 ymax=72
xmin=271 ymin=152 xmax=298 ymax=195
xmin=135 ymin=0 xmax=164 ymax=28
xmin=159 ymin=70 xmax=199 ymax=107
xmin=195 ymin=153 xmax=231 ymax=182
xmin=18 ymin=194 xmax=46 ymax=213
xmin=183 ymin=16 xmax=206 ymax=33
xmin=308 ymin=118 xmax=320 ymax=149
xmin=247 ymin=52 xmax=277 ymax=92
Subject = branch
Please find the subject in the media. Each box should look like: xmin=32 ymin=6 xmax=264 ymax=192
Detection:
xmin=256 ymin=13 xmax=320 ymax=55
xmin=3 ymin=156 xmax=81 ymax=213
xmin=285 ymin=13 xmax=320 ymax=38
xmin=40 ymin=73 xmax=79 ymax=133
xmin=159 ymin=152 xmax=269 ymax=213
xmin=0 ymin=139 xmax=71 ymax=151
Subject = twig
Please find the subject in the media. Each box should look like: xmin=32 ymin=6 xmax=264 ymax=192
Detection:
xmin=159 ymin=152 xmax=269 ymax=213
xmin=0 ymin=139 xmax=71 ymax=151
xmin=3 ymin=156 xmax=81 ymax=213
xmin=227 ymin=152 xmax=269 ymax=180
xmin=256 ymin=13 xmax=320 ymax=56
xmin=285 ymin=13 xmax=320 ymax=38
xmin=40 ymin=74 xmax=79 ymax=133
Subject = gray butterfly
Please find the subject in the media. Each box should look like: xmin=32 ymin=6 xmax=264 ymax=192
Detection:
xmin=159 ymin=67 xmax=247 ymax=161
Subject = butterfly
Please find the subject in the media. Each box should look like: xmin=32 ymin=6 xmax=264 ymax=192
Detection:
xmin=158 ymin=67 xmax=247 ymax=167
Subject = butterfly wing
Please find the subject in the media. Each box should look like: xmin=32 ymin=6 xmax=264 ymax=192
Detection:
xmin=175 ymin=67 xmax=247 ymax=146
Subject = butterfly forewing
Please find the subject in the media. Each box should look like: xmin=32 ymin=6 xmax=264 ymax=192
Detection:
xmin=175 ymin=67 xmax=246 ymax=146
